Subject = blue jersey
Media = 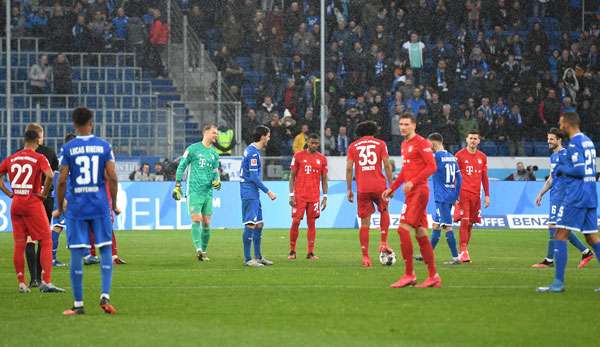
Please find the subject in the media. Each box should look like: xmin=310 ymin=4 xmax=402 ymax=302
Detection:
xmin=432 ymin=150 xmax=461 ymax=203
xmin=240 ymin=144 xmax=269 ymax=200
xmin=563 ymin=133 xmax=597 ymax=208
xmin=549 ymin=148 xmax=568 ymax=204
xmin=60 ymin=135 xmax=115 ymax=220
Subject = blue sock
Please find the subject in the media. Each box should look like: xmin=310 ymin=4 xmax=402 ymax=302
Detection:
xmin=445 ymin=231 xmax=458 ymax=258
xmin=69 ymin=248 xmax=85 ymax=302
xmin=567 ymin=231 xmax=588 ymax=253
xmin=553 ymin=240 xmax=568 ymax=283
xmin=243 ymin=226 xmax=253 ymax=262
xmin=99 ymin=245 xmax=113 ymax=296
xmin=592 ymin=242 xmax=600 ymax=263
xmin=253 ymin=227 xmax=263 ymax=259
xmin=431 ymin=229 xmax=441 ymax=249
xmin=546 ymin=228 xmax=556 ymax=260
xmin=52 ymin=231 xmax=60 ymax=261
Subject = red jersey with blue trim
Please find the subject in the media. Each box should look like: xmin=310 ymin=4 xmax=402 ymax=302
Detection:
xmin=291 ymin=150 xmax=327 ymax=202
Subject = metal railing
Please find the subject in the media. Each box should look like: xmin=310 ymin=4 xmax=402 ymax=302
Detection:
xmin=1 ymin=80 xmax=152 ymax=95
xmin=1 ymin=65 xmax=143 ymax=81
xmin=1 ymin=94 xmax=158 ymax=109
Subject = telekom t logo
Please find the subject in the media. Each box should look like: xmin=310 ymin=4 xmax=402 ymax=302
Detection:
xmin=465 ymin=166 xmax=474 ymax=175
xmin=304 ymin=165 xmax=313 ymax=174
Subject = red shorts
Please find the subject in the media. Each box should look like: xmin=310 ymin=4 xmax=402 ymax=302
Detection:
xmin=11 ymin=201 xmax=50 ymax=242
xmin=400 ymin=184 xmax=429 ymax=228
xmin=357 ymin=191 xmax=388 ymax=218
xmin=292 ymin=199 xmax=321 ymax=221
xmin=453 ymin=191 xmax=482 ymax=224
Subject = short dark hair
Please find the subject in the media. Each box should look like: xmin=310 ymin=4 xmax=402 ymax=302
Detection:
xmin=308 ymin=133 xmax=320 ymax=140
xmin=547 ymin=127 xmax=564 ymax=141
xmin=253 ymin=125 xmax=270 ymax=142
xmin=355 ymin=121 xmax=379 ymax=137
xmin=428 ymin=132 xmax=443 ymax=143
xmin=400 ymin=112 xmax=417 ymax=124
xmin=24 ymin=130 xmax=39 ymax=144
xmin=467 ymin=129 xmax=480 ymax=136
xmin=561 ymin=112 xmax=581 ymax=127
xmin=64 ymin=133 xmax=76 ymax=143
xmin=72 ymin=107 xmax=93 ymax=127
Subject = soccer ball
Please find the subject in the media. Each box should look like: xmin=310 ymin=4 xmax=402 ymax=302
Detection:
xmin=379 ymin=251 xmax=397 ymax=266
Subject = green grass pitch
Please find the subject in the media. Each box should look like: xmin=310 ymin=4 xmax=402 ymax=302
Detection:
xmin=0 ymin=229 xmax=598 ymax=346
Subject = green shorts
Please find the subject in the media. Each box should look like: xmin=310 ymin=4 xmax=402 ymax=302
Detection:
xmin=187 ymin=193 xmax=213 ymax=217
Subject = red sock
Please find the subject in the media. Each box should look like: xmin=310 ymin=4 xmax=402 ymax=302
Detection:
xmin=397 ymin=226 xmax=414 ymax=275
xmin=359 ymin=226 xmax=370 ymax=256
xmin=290 ymin=219 xmax=300 ymax=252
xmin=459 ymin=220 xmax=469 ymax=252
xmin=89 ymin=229 xmax=97 ymax=257
xmin=13 ymin=238 xmax=26 ymax=283
xmin=39 ymin=238 xmax=53 ymax=284
xmin=111 ymin=232 xmax=118 ymax=256
xmin=307 ymin=218 xmax=316 ymax=254
xmin=380 ymin=211 xmax=390 ymax=245
xmin=417 ymin=235 xmax=437 ymax=277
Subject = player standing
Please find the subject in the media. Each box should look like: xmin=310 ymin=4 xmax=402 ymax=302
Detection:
xmin=55 ymin=107 xmax=120 ymax=315
xmin=240 ymin=125 xmax=277 ymax=267
xmin=346 ymin=121 xmax=394 ymax=267
xmin=428 ymin=133 xmax=462 ymax=264
xmin=288 ymin=133 xmax=328 ymax=260
xmin=172 ymin=124 xmax=221 ymax=261
xmin=538 ymin=113 xmax=600 ymax=292
xmin=0 ymin=130 xmax=65 ymax=293
xmin=383 ymin=113 xmax=440 ymax=288
xmin=533 ymin=128 xmax=594 ymax=268
xmin=454 ymin=130 xmax=490 ymax=263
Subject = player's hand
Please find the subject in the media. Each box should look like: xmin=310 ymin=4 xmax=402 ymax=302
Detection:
xmin=484 ymin=196 xmax=490 ymax=208
xmin=34 ymin=192 xmax=47 ymax=200
xmin=52 ymin=209 xmax=61 ymax=218
xmin=382 ymin=189 xmax=393 ymax=201
xmin=172 ymin=185 xmax=182 ymax=201
xmin=535 ymin=195 xmax=543 ymax=206
xmin=347 ymin=190 xmax=354 ymax=203
xmin=113 ymin=206 xmax=121 ymax=215
xmin=268 ymin=191 xmax=277 ymax=200
xmin=212 ymin=178 xmax=221 ymax=190
xmin=289 ymin=195 xmax=295 ymax=207
xmin=321 ymin=196 xmax=327 ymax=211
xmin=402 ymin=181 xmax=414 ymax=193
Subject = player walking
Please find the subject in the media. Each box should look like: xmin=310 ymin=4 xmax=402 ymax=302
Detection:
xmin=428 ymin=133 xmax=462 ymax=265
xmin=0 ymin=130 xmax=65 ymax=293
xmin=172 ymin=124 xmax=221 ymax=261
xmin=346 ymin=121 xmax=394 ymax=267
xmin=533 ymin=128 xmax=594 ymax=268
xmin=240 ymin=125 xmax=277 ymax=267
xmin=288 ymin=133 xmax=328 ymax=260
xmin=454 ymin=130 xmax=490 ymax=263
xmin=55 ymin=107 xmax=120 ymax=315
xmin=383 ymin=113 xmax=440 ymax=288
xmin=538 ymin=113 xmax=600 ymax=293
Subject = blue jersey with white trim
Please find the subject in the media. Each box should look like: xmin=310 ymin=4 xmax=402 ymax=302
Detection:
xmin=549 ymin=148 xmax=568 ymax=204
xmin=432 ymin=150 xmax=461 ymax=203
xmin=240 ymin=144 xmax=269 ymax=200
xmin=60 ymin=135 xmax=114 ymax=219
xmin=563 ymin=133 xmax=597 ymax=208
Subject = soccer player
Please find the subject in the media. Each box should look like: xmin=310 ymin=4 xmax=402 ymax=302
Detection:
xmin=240 ymin=125 xmax=277 ymax=267
xmin=538 ymin=113 xmax=600 ymax=293
xmin=172 ymin=124 xmax=221 ymax=261
xmin=533 ymin=128 xmax=594 ymax=268
xmin=428 ymin=133 xmax=462 ymax=264
xmin=0 ymin=130 xmax=65 ymax=293
xmin=454 ymin=130 xmax=490 ymax=263
xmin=55 ymin=107 xmax=120 ymax=315
xmin=346 ymin=121 xmax=394 ymax=267
xmin=383 ymin=113 xmax=440 ymax=288
xmin=288 ymin=133 xmax=328 ymax=260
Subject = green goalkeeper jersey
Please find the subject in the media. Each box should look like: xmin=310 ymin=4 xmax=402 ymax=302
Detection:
xmin=176 ymin=142 xmax=220 ymax=196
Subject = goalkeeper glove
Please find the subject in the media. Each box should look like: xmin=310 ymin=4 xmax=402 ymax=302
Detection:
xmin=172 ymin=185 xmax=182 ymax=200
xmin=212 ymin=178 xmax=221 ymax=190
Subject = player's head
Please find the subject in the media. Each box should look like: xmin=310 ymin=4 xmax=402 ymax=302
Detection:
xmin=307 ymin=133 xmax=320 ymax=153
xmin=202 ymin=124 xmax=218 ymax=144
xmin=23 ymin=129 xmax=40 ymax=149
xmin=355 ymin=121 xmax=378 ymax=138
xmin=64 ymin=133 xmax=76 ymax=144
xmin=466 ymin=130 xmax=480 ymax=151
xmin=398 ymin=113 xmax=416 ymax=137
xmin=25 ymin=123 xmax=44 ymax=145
xmin=559 ymin=112 xmax=581 ymax=136
xmin=427 ymin=132 xmax=444 ymax=152
xmin=253 ymin=125 xmax=271 ymax=146
xmin=547 ymin=127 xmax=564 ymax=151
xmin=71 ymin=107 xmax=94 ymax=133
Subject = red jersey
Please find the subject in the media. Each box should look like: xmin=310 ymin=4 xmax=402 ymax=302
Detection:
xmin=290 ymin=150 xmax=327 ymax=202
xmin=347 ymin=136 xmax=389 ymax=193
xmin=0 ymin=149 xmax=51 ymax=210
xmin=455 ymin=148 xmax=489 ymax=196
xmin=390 ymin=134 xmax=436 ymax=191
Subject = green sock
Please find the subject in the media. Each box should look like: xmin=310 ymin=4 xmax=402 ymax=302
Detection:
xmin=191 ymin=223 xmax=202 ymax=250
xmin=200 ymin=226 xmax=211 ymax=252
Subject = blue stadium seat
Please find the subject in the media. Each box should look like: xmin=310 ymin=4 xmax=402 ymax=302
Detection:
xmin=524 ymin=142 xmax=535 ymax=156
xmin=480 ymin=141 xmax=498 ymax=156
xmin=534 ymin=142 xmax=550 ymax=156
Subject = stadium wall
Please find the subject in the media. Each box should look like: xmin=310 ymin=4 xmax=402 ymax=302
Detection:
xmin=0 ymin=181 xmax=598 ymax=232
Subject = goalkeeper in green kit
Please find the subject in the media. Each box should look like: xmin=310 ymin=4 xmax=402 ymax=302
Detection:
xmin=172 ymin=124 xmax=222 ymax=261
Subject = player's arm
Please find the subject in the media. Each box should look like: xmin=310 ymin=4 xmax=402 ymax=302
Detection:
xmin=482 ymin=157 xmax=490 ymax=207
xmin=246 ymin=154 xmax=276 ymax=200
xmin=557 ymin=148 xmax=586 ymax=178
xmin=385 ymin=169 xmax=405 ymax=199
xmin=536 ymin=176 xmax=552 ymax=206
xmin=455 ymin=167 xmax=463 ymax=194
xmin=0 ymin=161 xmax=12 ymax=198
xmin=173 ymin=149 xmax=191 ymax=200
xmin=289 ymin=169 xmax=296 ymax=207
xmin=382 ymin=157 xmax=394 ymax=186
xmin=345 ymin=158 xmax=354 ymax=202
xmin=105 ymin=160 xmax=119 ymax=213
xmin=55 ymin=165 xmax=69 ymax=215
xmin=212 ymin=155 xmax=221 ymax=190
xmin=39 ymin=168 xmax=54 ymax=199
xmin=321 ymin=158 xmax=328 ymax=211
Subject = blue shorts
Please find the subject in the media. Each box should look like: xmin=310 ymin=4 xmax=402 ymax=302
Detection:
xmin=548 ymin=202 xmax=562 ymax=225
xmin=242 ymin=199 xmax=263 ymax=225
xmin=432 ymin=202 xmax=453 ymax=227
xmin=556 ymin=205 xmax=598 ymax=234
xmin=65 ymin=215 xmax=113 ymax=249
xmin=51 ymin=215 xmax=67 ymax=232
